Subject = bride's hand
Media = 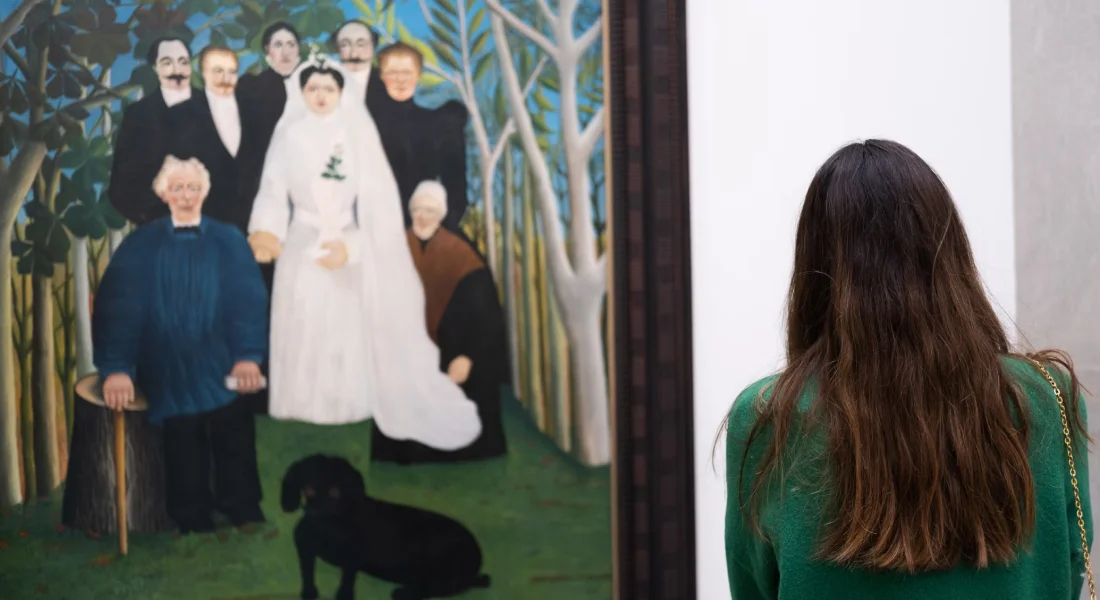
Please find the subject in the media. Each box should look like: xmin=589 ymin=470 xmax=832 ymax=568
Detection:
xmin=317 ymin=241 xmax=348 ymax=270
xmin=249 ymin=231 xmax=283 ymax=263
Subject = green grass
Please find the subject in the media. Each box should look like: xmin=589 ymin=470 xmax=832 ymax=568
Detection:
xmin=0 ymin=399 xmax=613 ymax=599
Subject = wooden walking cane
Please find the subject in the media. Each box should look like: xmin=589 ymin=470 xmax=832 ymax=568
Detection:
xmin=113 ymin=407 xmax=127 ymax=555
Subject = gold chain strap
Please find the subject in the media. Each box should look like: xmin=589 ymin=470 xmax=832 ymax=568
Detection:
xmin=1033 ymin=360 xmax=1096 ymax=600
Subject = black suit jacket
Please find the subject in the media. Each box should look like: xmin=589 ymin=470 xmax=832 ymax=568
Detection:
xmin=167 ymin=91 xmax=260 ymax=234
xmin=373 ymin=97 xmax=469 ymax=232
xmin=107 ymin=88 xmax=200 ymax=225
xmin=235 ymin=69 xmax=290 ymax=217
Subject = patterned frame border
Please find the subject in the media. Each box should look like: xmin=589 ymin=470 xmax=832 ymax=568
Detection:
xmin=608 ymin=0 xmax=697 ymax=597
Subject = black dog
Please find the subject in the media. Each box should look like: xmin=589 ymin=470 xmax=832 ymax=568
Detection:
xmin=281 ymin=454 xmax=491 ymax=600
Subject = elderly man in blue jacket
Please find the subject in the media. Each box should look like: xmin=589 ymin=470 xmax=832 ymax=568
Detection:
xmin=93 ymin=154 xmax=269 ymax=534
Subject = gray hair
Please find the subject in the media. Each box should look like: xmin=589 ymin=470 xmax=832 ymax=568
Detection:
xmin=409 ymin=180 xmax=447 ymax=218
xmin=152 ymin=155 xmax=211 ymax=199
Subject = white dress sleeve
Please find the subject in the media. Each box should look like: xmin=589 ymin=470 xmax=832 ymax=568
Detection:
xmin=247 ymin=128 xmax=292 ymax=241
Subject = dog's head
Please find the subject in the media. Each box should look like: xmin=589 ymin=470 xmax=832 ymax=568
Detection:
xmin=280 ymin=454 xmax=367 ymax=516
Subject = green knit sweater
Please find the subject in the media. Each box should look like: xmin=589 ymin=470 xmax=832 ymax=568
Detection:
xmin=725 ymin=358 xmax=1094 ymax=600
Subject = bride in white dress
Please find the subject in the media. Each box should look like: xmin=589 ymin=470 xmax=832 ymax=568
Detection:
xmin=247 ymin=51 xmax=481 ymax=451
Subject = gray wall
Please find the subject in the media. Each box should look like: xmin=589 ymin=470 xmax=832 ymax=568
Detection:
xmin=1012 ymin=4 xmax=1100 ymax=595
xmin=1012 ymin=1 xmax=1100 ymax=388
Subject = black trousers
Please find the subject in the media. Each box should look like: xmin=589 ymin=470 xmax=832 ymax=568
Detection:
xmin=162 ymin=397 xmax=263 ymax=529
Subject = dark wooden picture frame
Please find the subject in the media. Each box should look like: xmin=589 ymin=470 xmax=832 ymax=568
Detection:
xmin=608 ymin=0 xmax=696 ymax=598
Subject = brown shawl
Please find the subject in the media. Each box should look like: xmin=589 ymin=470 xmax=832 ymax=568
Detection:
xmin=406 ymin=228 xmax=485 ymax=343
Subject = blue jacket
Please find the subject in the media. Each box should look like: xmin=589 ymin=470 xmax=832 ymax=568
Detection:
xmin=92 ymin=217 xmax=268 ymax=422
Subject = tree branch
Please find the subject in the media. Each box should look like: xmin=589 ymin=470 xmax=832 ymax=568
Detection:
xmin=490 ymin=55 xmax=549 ymax=165
xmin=0 ymin=141 xmax=47 ymax=218
xmin=490 ymin=13 xmax=573 ymax=283
xmin=0 ymin=0 xmax=45 ymax=50
xmin=3 ymin=42 xmax=31 ymax=78
xmin=484 ymin=0 xmax=558 ymax=59
xmin=63 ymin=83 xmax=142 ymax=114
xmin=576 ymin=20 xmax=601 ymax=55
xmin=578 ymin=105 xmax=604 ymax=160
xmin=60 ymin=46 xmax=128 ymax=99
xmin=537 ymin=0 xmax=555 ymax=22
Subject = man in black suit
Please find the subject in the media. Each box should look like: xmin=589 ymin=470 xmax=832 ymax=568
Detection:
xmin=107 ymin=37 xmax=197 ymax=225
xmin=331 ymin=19 xmax=391 ymax=119
xmin=235 ymin=21 xmax=301 ymax=206
xmin=374 ymin=42 xmax=469 ymax=232
xmin=168 ymin=45 xmax=255 ymax=233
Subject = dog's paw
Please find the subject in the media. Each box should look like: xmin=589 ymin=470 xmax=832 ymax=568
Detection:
xmin=300 ymin=585 xmax=320 ymax=600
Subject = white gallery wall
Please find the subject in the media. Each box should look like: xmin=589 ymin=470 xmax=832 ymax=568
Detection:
xmin=686 ymin=1 xmax=1015 ymax=598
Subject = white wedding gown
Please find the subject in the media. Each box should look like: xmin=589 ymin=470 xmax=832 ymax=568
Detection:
xmin=248 ymin=58 xmax=482 ymax=450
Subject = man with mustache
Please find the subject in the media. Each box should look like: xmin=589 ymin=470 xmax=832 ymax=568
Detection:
xmin=330 ymin=19 xmax=391 ymax=117
xmin=167 ymin=45 xmax=257 ymax=233
xmin=108 ymin=37 xmax=198 ymax=225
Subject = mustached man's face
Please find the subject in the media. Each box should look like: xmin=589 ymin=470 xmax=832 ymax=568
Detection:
xmin=337 ymin=23 xmax=374 ymax=72
xmin=202 ymin=51 xmax=239 ymax=97
xmin=155 ymin=40 xmax=192 ymax=91
xmin=266 ymin=29 xmax=300 ymax=76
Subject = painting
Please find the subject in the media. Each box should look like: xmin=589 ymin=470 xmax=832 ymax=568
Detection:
xmin=0 ymin=0 xmax=699 ymax=596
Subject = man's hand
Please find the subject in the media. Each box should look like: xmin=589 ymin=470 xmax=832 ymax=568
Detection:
xmin=249 ymin=231 xmax=283 ymax=263
xmin=103 ymin=373 xmax=135 ymax=411
xmin=447 ymin=355 xmax=473 ymax=385
xmin=230 ymin=361 xmax=264 ymax=394
xmin=316 ymin=241 xmax=348 ymax=270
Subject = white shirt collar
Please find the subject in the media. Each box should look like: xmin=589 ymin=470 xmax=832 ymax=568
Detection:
xmin=172 ymin=215 xmax=201 ymax=227
xmin=161 ymin=86 xmax=191 ymax=107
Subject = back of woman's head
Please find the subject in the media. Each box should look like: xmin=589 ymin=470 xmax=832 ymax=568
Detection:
xmin=738 ymin=139 xmax=1084 ymax=573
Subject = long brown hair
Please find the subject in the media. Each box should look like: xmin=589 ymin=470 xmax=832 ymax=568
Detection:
xmin=733 ymin=139 xmax=1087 ymax=573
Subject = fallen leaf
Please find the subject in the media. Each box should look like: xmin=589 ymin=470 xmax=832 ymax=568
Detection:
xmin=18 ymin=530 xmax=29 ymax=537
xmin=0 ymin=540 xmax=9 ymax=549
xmin=541 ymin=456 xmax=557 ymax=466
xmin=85 ymin=530 xmax=101 ymax=540
xmin=215 ymin=531 xmax=229 ymax=543
xmin=263 ymin=528 xmax=279 ymax=540
xmin=91 ymin=554 xmax=113 ymax=567
xmin=34 ymin=584 xmax=48 ymax=594
xmin=54 ymin=524 xmax=65 ymax=533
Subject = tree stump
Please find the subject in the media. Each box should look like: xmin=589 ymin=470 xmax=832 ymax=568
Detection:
xmin=61 ymin=376 xmax=174 ymax=534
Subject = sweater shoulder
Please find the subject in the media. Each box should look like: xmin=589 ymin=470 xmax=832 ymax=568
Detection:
xmin=727 ymin=374 xmax=781 ymax=443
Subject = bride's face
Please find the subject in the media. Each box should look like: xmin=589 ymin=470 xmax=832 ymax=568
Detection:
xmin=303 ymin=73 xmax=342 ymax=115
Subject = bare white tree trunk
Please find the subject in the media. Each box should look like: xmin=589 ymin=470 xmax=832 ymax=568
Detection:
xmin=72 ymin=240 xmax=92 ymax=377
xmin=502 ymin=149 xmax=520 ymax=393
xmin=487 ymin=0 xmax=609 ymax=465
xmin=0 ymin=141 xmax=49 ymax=505
xmin=106 ymin=74 xmax=126 ymax=255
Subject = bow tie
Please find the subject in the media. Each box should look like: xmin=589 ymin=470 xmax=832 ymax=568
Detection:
xmin=174 ymin=225 xmax=201 ymax=234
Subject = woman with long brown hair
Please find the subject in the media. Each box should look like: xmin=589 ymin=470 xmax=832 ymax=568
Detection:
xmin=724 ymin=139 xmax=1094 ymax=599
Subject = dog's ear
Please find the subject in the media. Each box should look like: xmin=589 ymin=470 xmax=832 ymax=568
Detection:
xmin=281 ymin=456 xmax=316 ymax=512
xmin=334 ymin=457 xmax=367 ymax=499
